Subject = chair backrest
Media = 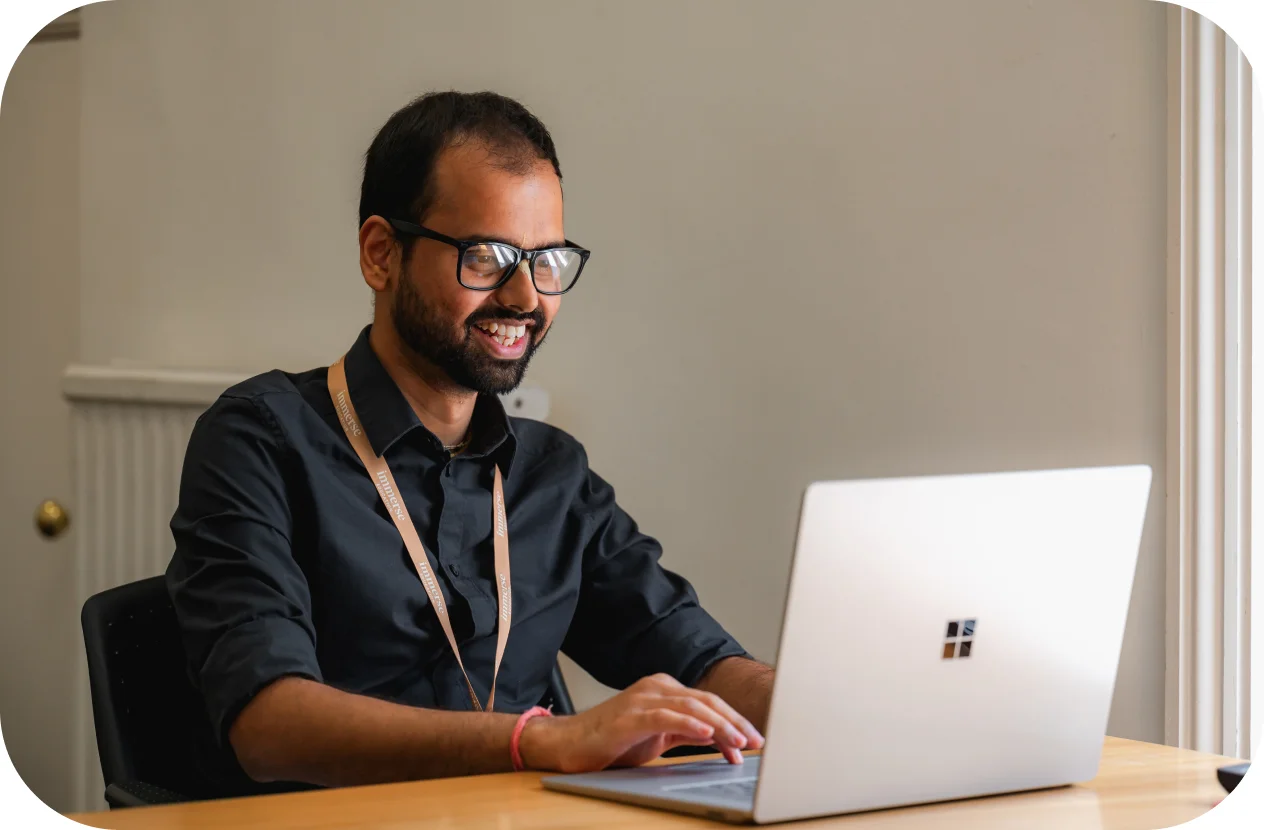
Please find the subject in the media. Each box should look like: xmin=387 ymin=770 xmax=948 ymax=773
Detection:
xmin=80 ymin=576 xmax=223 ymax=800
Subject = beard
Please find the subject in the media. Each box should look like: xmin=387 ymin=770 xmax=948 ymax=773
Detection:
xmin=391 ymin=271 xmax=547 ymax=396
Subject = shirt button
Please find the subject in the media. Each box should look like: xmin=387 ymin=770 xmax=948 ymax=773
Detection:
xmin=449 ymin=563 xmax=460 ymax=577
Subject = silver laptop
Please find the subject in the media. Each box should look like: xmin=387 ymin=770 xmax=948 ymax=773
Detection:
xmin=543 ymin=465 xmax=1152 ymax=824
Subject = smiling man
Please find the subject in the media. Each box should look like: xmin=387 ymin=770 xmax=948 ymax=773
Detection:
xmin=166 ymin=91 xmax=772 ymax=794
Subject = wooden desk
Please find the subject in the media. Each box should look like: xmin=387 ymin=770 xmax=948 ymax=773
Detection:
xmin=68 ymin=737 xmax=1240 ymax=829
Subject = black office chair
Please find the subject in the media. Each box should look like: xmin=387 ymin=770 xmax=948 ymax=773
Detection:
xmin=81 ymin=576 xmax=225 ymax=807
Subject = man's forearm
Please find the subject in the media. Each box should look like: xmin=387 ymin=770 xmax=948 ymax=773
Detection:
xmin=695 ymin=656 xmax=775 ymax=733
xmin=229 ymin=676 xmax=521 ymax=786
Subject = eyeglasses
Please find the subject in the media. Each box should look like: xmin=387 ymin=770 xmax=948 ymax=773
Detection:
xmin=387 ymin=218 xmax=590 ymax=295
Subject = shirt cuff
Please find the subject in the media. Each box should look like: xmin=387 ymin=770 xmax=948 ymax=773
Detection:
xmin=633 ymin=603 xmax=749 ymax=688
xmin=198 ymin=616 xmax=323 ymax=747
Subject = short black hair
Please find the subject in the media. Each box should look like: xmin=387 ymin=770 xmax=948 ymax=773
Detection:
xmin=358 ymin=90 xmax=562 ymax=234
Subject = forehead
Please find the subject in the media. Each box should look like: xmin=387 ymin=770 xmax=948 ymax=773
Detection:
xmin=425 ymin=141 xmax=563 ymax=246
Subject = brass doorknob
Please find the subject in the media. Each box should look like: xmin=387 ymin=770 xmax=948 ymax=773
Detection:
xmin=35 ymin=500 xmax=70 ymax=538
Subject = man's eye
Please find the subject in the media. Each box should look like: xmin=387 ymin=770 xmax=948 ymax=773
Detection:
xmin=465 ymin=252 xmax=503 ymax=270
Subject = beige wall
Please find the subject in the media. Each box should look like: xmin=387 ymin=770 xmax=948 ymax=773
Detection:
xmin=80 ymin=0 xmax=1169 ymax=741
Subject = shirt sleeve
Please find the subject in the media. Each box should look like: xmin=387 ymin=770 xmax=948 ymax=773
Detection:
xmin=561 ymin=448 xmax=748 ymax=689
xmin=166 ymin=393 xmax=323 ymax=748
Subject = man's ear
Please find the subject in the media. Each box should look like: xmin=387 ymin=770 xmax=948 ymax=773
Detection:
xmin=359 ymin=216 xmax=399 ymax=292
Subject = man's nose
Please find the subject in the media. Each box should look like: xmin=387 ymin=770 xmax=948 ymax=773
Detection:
xmin=495 ymin=259 xmax=541 ymax=313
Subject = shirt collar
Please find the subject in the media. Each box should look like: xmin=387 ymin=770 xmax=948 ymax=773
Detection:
xmin=341 ymin=325 xmax=519 ymax=475
xmin=464 ymin=392 xmax=519 ymax=477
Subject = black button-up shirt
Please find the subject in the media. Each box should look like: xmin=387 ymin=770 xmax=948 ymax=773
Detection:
xmin=166 ymin=325 xmax=745 ymax=788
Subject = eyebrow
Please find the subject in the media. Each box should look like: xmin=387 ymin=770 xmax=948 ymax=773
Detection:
xmin=457 ymin=232 xmax=570 ymax=250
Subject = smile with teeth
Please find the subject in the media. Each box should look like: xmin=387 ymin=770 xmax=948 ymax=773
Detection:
xmin=474 ymin=320 xmax=529 ymax=348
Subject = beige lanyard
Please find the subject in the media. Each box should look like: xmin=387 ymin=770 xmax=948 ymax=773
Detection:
xmin=328 ymin=357 xmax=512 ymax=712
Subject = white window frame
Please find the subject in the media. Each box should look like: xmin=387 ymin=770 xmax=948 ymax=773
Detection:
xmin=1165 ymin=4 xmax=1257 ymax=760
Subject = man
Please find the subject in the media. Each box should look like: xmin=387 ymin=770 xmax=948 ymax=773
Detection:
xmin=167 ymin=90 xmax=772 ymax=793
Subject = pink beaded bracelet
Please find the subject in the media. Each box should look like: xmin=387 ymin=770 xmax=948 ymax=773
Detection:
xmin=510 ymin=706 xmax=553 ymax=772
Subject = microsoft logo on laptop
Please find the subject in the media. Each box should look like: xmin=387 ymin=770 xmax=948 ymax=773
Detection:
xmin=942 ymin=619 xmax=976 ymax=659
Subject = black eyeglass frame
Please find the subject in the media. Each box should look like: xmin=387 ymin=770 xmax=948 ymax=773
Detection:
xmin=387 ymin=218 xmax=591 ymax=295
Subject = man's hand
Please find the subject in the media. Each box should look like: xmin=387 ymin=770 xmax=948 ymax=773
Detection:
xmin=519 ymin=673 xmax=764 ymax=773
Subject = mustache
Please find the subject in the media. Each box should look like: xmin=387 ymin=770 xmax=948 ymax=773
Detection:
xmin=465 ymin=308 xmax=546 ymax=329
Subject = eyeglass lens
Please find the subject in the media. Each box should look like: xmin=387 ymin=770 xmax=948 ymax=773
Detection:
xmin=460 ymin=243 xmax=582 ymax=293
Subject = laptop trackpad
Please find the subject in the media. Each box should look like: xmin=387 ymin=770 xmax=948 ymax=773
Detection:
xmin=543 ymin=756 xmax=761 ymax=806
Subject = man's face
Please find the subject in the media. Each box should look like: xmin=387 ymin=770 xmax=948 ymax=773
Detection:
xmin=392 ymin=143 xmax=565 ymax=396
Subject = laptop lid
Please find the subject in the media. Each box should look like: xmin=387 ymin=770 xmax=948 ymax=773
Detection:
xmin=752 ymin=465 xmax=1151 ymax=823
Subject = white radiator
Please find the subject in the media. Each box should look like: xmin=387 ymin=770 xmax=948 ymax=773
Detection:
xmin=61 ymin=364 xmax=549 ymax=812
